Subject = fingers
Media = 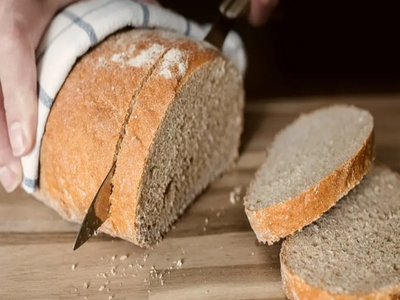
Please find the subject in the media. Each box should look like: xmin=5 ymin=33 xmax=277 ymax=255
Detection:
xmin=0 ymin=86 xmax=22 ymax=192
xmin=248 ymin=0 xmax=279 ymax=27
xmin=0 ymin=21 xmax=38 ymax=158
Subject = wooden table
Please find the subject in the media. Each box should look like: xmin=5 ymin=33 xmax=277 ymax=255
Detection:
xmin=1 ymin=96 xmax=399 ymax=300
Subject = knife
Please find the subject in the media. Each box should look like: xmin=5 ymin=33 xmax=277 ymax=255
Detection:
xmin=73 ymin=162 xmax=116 ymax=250
xmin=72 ymin=0 xmax=249 ymax=251
xmin=204 ymin=0 xmax=250 ymax=49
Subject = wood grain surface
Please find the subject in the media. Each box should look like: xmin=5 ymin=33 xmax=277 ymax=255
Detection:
xmin=1 ymin=97 xmax=399 ymax=300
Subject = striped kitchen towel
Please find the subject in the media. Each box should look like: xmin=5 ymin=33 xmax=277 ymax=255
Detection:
xmin=21 ymin=0 xmax=247 ymax=193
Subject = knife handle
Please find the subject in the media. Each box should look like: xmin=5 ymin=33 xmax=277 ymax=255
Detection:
xmin=219 ymin=0 xmax=250 ymax=19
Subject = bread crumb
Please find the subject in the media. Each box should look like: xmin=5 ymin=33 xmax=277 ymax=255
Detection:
xmin=251 ymin=252 xmax=255 ymax=256
xmin=99 ymin=285 xmax=105 ymax=292
xmin=119 ymin=283 xmax=122 ymax=286
xmin=177 ymin=259 xmax=183 ymax=268
xmin=110 ymin=267 xmax=116 ymax=275
xmin=101 ymin=256 xmax=104 ymax=260
xmin=388 ymin=183 xmax=393 ymax=189
xmin=133 ymin=274 xmax=137 ymax=277
xmin=108 ymin=296 xmax=113 ymax=300
xmin=107 ymin=288 xmax=110 ymax=292
xmin=161 ymin=279 xmax=164 ymax=286
xmin=98 ymin=272 xmax=107 ymax=278
xmin=128 ymin=264 xmax=133 ymax=268
xmin=216 ymin=212 xmax=221 ymax=217
xmin=83 ymin=282 xmax=89 ymax=289
xmin=205 ymin=218 xmax=209 ymax=224
xmin=143 ymin=254 xmax=149 ymax=262
xmin=120 ymin=255 xmax=128 ymax=261
xmin=84 ymin=297 xmax=88 ymax=300
xmin=74 ymin=288 xmax=78 ymax=292
xmin=229 ymin=186 xmax=242 ymax=204
xmin=374 ymin=186 xmax=380 ymax=193
xmin=105 ymin=280 xmax=110 ymax=285
xmin=71 ymin=264 xmax=76 ymax=270
xmin=111 ymin=255 xmax=116 ymax=260
xmin=203 ymin=227 xmax=207 ymax=231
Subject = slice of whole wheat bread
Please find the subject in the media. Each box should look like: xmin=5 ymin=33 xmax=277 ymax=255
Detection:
xmin=281 ymin=164 xmax=400 ymax=300
xmin=244 ymin=104 xmax=374 ymax=244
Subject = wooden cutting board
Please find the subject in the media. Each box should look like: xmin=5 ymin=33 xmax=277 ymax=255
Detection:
xmin=1 ymin=97 xmax=399 ymax=300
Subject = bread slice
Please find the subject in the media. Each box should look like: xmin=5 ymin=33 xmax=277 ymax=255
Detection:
xmin=244 ymin=105 xmax=374 ymax=245
xmin=35 ymin=29 xmax=244 ymax=246
xmin=280 ymin=164 xmax=400 ymax=300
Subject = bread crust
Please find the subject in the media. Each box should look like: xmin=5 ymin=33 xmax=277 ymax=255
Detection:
xmin=245 ymin=129 xmax=375 ymax=245
xmin=280 ymin=242 xmax=400 ymax=300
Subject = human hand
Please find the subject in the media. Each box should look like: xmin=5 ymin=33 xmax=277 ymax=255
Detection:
xmin=249 ymin=0 xmax=279 ymax=26
xmin=0 ymin=0 xmax=80 ymax=193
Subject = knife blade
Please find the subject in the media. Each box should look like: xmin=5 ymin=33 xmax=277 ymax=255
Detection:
xmin=204 ymin=0 xmax=250 ymax=49
xmin=73 ymin=162 xmax=116 ymax=250
xmin=72 ymin=0 xmax=249 ymax=251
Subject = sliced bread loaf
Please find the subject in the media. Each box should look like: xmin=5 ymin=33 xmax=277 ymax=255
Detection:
xmin=280 ymin=164 xmax=400 ymax=300
xmin=244 ymin=105 xmax=374 ymax=244
xmin=35 ymin=29 xmax=244 ymax=247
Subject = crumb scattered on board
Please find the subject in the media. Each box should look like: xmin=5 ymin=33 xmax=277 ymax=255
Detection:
xmin=71 ymin=248 xmax=186 ymax=296
xmin=229 ymin=186 xmax=242 ymax=204
xmin=177 ymin=259 xmax=183 ymax=268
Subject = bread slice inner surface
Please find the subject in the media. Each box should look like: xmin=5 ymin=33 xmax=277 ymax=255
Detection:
xmin=282 ymin=164 xmax=400 ymax=294
xmin=135 ymin=57 xmax=244 ymax=245
xmin=246 ymin=105 xmax=374 ymax=210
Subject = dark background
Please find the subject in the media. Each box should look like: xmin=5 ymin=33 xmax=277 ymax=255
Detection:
xmin=161 ymin=0 xmax=400 ymax=100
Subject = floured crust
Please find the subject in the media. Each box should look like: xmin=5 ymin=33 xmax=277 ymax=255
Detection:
xmin=244 ymin=129 xmax=375 ymax=245
xmin=280 ymin=243 xmax=400 ymax=300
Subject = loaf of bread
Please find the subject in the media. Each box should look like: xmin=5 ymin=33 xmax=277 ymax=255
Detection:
xmin=281 ymin=164 xmax=400 ymax=300
xmin=244 ymin=105 xmax=374 ymax=245
xmin=34 ymin=29 xmax=245 ymax=247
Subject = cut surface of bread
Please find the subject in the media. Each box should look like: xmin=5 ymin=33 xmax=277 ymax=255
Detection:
xmin=244 ymin=105 xmax=374 ymax=244
xmin=281 ymin=164 xmax=400 ymax=300
xmin=35 ymin=29 xmax=244 ymax=246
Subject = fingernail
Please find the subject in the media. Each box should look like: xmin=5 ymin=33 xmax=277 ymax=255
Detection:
xmin=0 ymin=166 xmax=18 ymax=193
xmin=9 ymin=122 xmax=27 ymax=157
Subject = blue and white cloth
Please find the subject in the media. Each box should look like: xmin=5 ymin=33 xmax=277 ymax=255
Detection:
xmin=21 ymin=0 xmax=247 ymax=193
